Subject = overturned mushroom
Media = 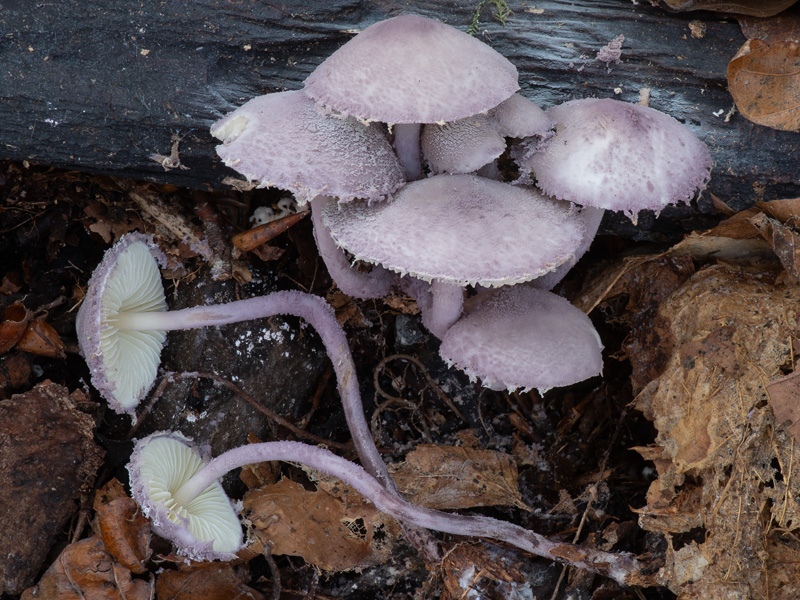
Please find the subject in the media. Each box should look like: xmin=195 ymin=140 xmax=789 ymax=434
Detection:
xmin=129 ymin=431 xmax=642 ymax=584
xmin=76 ymin=233 xmax=394 ymax=492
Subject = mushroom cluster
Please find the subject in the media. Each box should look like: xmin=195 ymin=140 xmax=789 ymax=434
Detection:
xmin=74 ymin=14 xmax=712 ymax=579
xmin=211 ymin=13 xmax=712 ymax=394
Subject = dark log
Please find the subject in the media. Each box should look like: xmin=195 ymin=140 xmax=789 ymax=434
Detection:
xmin=1 ymin=1 xmax=798 ymax=237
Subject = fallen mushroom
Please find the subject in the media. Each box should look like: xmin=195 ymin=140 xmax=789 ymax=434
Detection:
xmin=303 ymin=14 xmax=520 ymax=179
xmin=128 ymin=430 xmax=642 ymax=585
xmin=321 ymin=174 xmax=588 ymax=337
xmin=76 ymin=233 xmax=394 ymax=493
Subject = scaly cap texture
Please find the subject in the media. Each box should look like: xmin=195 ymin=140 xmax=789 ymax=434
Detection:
xmin=440 ymin=286 xmax=604 ymax=393
xmin=303 ymin=14 xmax=519 ymax=124
xmin=521 ymin=98 xmax=712 ymax=220
xmin=322 ymin=174 xmax=586 ymax=287
xmin=211 ymin=90 xmax=405 ymax=203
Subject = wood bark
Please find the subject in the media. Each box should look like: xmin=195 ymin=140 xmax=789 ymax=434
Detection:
xmin=1 ymin=1 xmax=798 ymax=238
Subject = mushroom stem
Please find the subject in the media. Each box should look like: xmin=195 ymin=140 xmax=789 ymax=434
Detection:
xmin=170 ymin=439 xmax=641 ymax=585
xmin=116 ymin=290 xmax=396 ymax=493
xmin=399 ymin=277 xmax=463 ymax=339
xmin=309 ymin=196 xmax=396 ymax=299
xmin=426 ymin=280 xmax=464 ymax=338
xmin=392 ymin=123 xmax=424 ymax=181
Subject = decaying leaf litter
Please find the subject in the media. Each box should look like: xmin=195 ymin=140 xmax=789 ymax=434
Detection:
xmin=4 ymin=5 xmax=800 ymax=600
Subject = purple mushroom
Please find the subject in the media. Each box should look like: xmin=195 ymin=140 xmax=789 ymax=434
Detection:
xmin=211 ymin=90 xmax=403 ymax=203
xmin=76 ymin=233 xmax=395 ymax=493
xmin=303 ymin=14 xmax=519 ymax=180
xmin=421 ymin=93 xmax=555 ymax=176
xmin=210 ymin=89 xmax=402 ymax=299
xmin=440 ymin=285 xmax=603 ymax=393
xmin=128 ymin=431 xmax=642 ymax=584
xmin=321 ymin=174 xmax=587 ymax=337
xmin=517 ymin=98 xmax=712 ymax=223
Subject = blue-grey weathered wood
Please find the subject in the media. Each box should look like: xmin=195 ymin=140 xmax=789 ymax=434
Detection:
xmin=1 ymin=0 xmax=798 ymax=237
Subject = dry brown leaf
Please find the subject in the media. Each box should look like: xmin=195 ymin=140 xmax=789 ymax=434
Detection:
xmin=728 ymin=38 xmax=800 ymax=132
xmin=83 ymin=198 xmax=145 ymax=244
xmin=15 ymin=317 xmax=65 ymax=359
xmin=243 ymin=477 xmax=398 ymax=571
xmin=95 ymin=497 xmax=151 ymax=575
xmin=326 ymin=288 xmax=370 ymax=328
xmin=0 ymin=302 xmax=30 ymax=354
xmin=20 ymin=537 xmax=151 ymax=600
xmin=0 ymin=382 xmax=104 ymax=596
xmin=440 ymin=543 xmax=525 ymax=600
xmin=0 ymin=272 xmax=22 ymax=295
xmin=622 ymin=261 xmax=800 ymax=597
xmin=660 ymin=0 xmax=798 ymax=16
xmin=156 ymin=562 xmax=264 ymax=600
xmin=389 ymin=444 xmax=528 ymax=511
xmin=0 ymin=353 xmax=32 ymax=396
xmin=383 ymin=293 xmax=421 ymax=315
xmin=767 ymin=370 xmax=800 ymax=440
xmin=757 ymin=196 xmax=800 ymax=224
xmin=92 ymin=478 xmax=129 ymax=511
xmin=748 ymin=212 xmax=800 ymax=279
xmin=740 ymin=9 xmax=800 ymax=44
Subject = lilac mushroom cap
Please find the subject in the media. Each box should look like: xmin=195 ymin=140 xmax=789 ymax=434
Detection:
xmin=210 ymin=90 xmax=405 ymax=203
xmin=519 ymin=98 xmax=712 ymax=221
xmin=421 ymin=94 xmax=555 ymax=176
xmin=321 ymin=174 xmax=585 ymax=287
xmin=421 ymin=114 xmax=506 ymax=175
xmin=128 ymin=432 xmax=244 ymax=561
xmin=440 ymin=286 xmax=604 ymax=393
xmin=488 ymin=93 xmax=555 ymax=139
xmin=303 ymin=14 xmax=519 ymax=125
xmin=76 ymin=233 xmax=167 ymax=416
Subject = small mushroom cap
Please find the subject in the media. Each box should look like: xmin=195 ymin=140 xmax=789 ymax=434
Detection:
xmin=521 ymin=98 xmax=712 ymax=219
xmin=488 ymin=93 xmax=555 ymax=139
xmin=322 ymin=174 xmax=586 ymax=287
xmin=440 ymin=286 xmax=604 ymax=393
xmin=76 ymin=233 xmax=166 ymax=416
xmin=303 ymin=14 xmax=519 ymax=124
xmin=211 ymin=90 xmax=405 ymax=203
xmin=421 ymin=114 xmax=506 ymax=175
xmin=127 ymin=431 xmax=243 ymax=561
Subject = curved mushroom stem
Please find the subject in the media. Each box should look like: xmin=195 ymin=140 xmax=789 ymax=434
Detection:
xmin=426 ymin=280 xmax=464 ymax=338
xmin=400 ymin=277 xmax=464 ymax=339
xmin=392 ymin=123 xmax=424 ymax=181
xmin=116 ymin=290 xmax=396 ymax=494
xmin=310 ymin=196 xmax=396 ymax=299
xmin=171 ymin=439 xmax=641 ymax=586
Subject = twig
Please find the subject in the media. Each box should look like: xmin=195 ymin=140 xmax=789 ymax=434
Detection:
xmin=262 ymin=542 xmax=282 ymax=600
